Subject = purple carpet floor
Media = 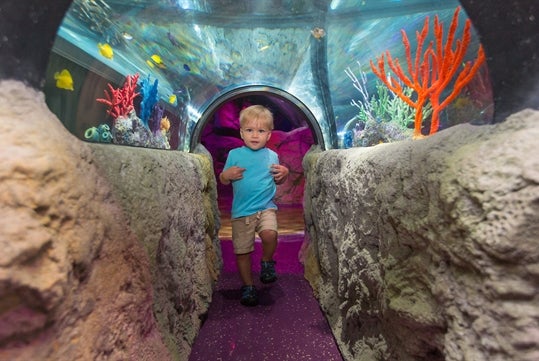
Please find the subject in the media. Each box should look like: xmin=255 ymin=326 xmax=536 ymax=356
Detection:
xmin=189 ymin=235 xmax=344 ymax=361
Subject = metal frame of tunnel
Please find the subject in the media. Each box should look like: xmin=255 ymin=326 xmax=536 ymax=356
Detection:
xmin=189 ymin=85 xmax=325 ymax=152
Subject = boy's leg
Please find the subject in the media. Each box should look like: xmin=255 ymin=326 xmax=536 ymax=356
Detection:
xmin=236 ymin=252 xmax=254 ymax=285
xmin=232 ymin=215 xmax=258 ymax=306
xmin=232 ymin=215 xmax=256 ymax=285
xmin=236 ymin=253 xmax=257 ymax=306
xmin=257 ymin=210 xmax=279 ymax=284
xmin=259 ymin=229 xmax=278 ymax=284
xmin=259 ymin=229 xmax=278 ymax=262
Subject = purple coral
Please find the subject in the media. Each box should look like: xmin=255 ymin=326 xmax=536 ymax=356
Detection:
xmin=149 ymin=104 xmax=164 ymax=134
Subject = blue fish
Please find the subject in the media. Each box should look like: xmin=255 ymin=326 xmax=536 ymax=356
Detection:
xmin=183 ymin=64 xmax=191 ymax=71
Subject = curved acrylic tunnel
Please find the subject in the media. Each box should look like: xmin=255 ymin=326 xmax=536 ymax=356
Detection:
xmin=0 ymin=2 xmax=538 ymax=360
xmin=0 ymin=0 xmax=537 ymax=153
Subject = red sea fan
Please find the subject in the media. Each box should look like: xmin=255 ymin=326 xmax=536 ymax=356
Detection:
xmin=96 ymin=73 xmax=140 ymax=120
xmin=370 ymin=6 xmax=485 ymax=138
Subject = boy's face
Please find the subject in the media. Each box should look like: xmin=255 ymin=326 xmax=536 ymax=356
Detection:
xmin=240 ymin=119 xmax=272 ymax=150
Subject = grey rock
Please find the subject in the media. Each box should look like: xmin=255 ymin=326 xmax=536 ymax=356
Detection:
xmin=303 ymin=109 xmax=539 ymax=361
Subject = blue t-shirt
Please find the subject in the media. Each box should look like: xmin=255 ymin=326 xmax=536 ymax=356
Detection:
xmin=223 ymin=146 xmax=279 ymax=219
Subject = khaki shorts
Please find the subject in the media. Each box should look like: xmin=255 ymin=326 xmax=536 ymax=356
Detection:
xmin=231 ymin=209 xmax=278 ymax=254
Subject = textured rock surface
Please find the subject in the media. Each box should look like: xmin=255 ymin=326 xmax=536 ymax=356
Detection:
xmin=303 ymin=110 xmax=539 ymax=361
xmin=0 ymin=80 xmax=221 ymax=361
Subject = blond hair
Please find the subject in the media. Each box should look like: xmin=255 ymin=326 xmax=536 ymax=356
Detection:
xmin=239 ymin=105 xmax=274 ymax=130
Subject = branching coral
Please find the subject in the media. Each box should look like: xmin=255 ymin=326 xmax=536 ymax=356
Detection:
xmin=138 ymin=74 xmax=159 ymax=127
xmin=149 ymin=104 xmax=164 ymax=134
xmin=96 ymin=73 xmax=140 ymax=119
xmin=370 ymin=6 xmax=486 ymax=138
xmin=345 ymin=62 xmax=430 ymax=129
xmin=345 ymin=62 xmax=375 ymax=122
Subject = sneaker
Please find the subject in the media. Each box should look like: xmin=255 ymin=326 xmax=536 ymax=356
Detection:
xmin=260 ymin=260 xmax=277 ymax=284
xmin=240 ymin=285 xmax=258 ymax=306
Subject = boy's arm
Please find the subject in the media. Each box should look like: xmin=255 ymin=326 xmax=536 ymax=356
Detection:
xmin=220 ymin=166 xmax=246 ymax=185
xmin=219 ymin=171 xmax=230 ymax=185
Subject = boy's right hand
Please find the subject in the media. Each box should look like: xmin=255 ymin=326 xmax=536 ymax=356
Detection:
xmin=221 ymin=166 xmax=246 ymax=184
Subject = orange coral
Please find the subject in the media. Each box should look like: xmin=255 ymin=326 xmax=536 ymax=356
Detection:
xmin=370 ymin=6 xmax=486 ymax=138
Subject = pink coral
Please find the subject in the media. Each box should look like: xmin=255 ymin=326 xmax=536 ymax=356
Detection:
xmin=96 ymin=73 xmax=140 ymax=119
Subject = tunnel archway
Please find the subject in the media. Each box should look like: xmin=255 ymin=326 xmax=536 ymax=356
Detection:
xmin=193 ymin=86 xmax=317 ymax=239
xmin=190 ymin=85 xmax=324 ymax=152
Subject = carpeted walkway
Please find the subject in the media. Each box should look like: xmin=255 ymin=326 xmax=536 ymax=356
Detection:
xmin=189 ymin=235 xmax=343 ymax=361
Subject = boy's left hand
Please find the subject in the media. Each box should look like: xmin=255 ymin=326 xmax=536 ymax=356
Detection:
xmin=271 ymin=164 xmax=289 ymax=184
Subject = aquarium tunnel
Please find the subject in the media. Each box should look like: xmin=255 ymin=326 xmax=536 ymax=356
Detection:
xmin=43 ymin=0 xmax=497 ymax=154
xmin=1 ymin=1 xmax=539 ymax=360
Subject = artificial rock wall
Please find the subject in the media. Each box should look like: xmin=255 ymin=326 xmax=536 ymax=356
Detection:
xmin=303 ymin=110 xmax=539 ymax=361
xmin=0 ymin=80 xmax=222 ymax=361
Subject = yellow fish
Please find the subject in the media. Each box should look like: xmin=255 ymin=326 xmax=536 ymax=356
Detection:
xmin=150 ymin=54 xmax=166 ymax=69
xmin=168 ymin=94 xmax=177 ymax=105
xmin=151 ymin=54 xmax=163 ymax=64
xmin=98 ymin=43 xmax=114 ymax=59
xmin=54 ymin=69 xmax=74 ymax=91
xmin=146 ymin=60 xmax=155 ymax=68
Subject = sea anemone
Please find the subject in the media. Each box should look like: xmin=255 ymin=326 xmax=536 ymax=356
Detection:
xmin=160 ymin=116 xmax=171 ymax=134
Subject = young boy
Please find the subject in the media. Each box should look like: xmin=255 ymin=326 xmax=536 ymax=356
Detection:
xmin=219 ymin=105 xmax=289 ymax=306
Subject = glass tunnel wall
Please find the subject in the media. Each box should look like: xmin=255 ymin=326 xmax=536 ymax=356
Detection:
xmin=43 ymin=0 xmax=493 ymax=151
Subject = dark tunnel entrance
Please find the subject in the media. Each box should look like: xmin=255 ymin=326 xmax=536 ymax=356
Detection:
xmin=191 ymin=86 xmax=318 ymax=239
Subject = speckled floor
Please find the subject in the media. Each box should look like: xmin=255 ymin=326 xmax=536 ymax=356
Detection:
xmin=188 ymin=236 xmax=344 ymax=361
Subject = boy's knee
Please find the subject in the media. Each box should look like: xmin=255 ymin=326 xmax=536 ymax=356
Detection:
xmin=259 ymin=229 xmax=277 ymax=241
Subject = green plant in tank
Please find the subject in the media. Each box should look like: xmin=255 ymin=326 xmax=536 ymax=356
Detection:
xmin=345 ymin=62 xmax=433 ymax=146
xmin=345 ymin=61 xmax=431 ymax=129
xmin=370 ymin=83 xmax=418 ymax=129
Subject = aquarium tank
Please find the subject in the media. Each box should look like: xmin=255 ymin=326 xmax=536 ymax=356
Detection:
xmin=44 ymin=0 xmax=492 ymax=151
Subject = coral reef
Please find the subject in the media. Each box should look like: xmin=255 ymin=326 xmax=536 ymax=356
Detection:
xmin=139 ymin=74 xmax=159 ymax=127
xmin=344 ymin=62 xmax=416 ymax=147
xmin=95 ymin=73 xmax=171 ymax=149
xmin=149 ymin=104 xmax=164 ymax=134
xmin=370 ymin=6 xmax=486 ymax=137
xmin=112 ymin=110 xmax=170 ymax=149
xmin=96 ymin=73 xmax=139 ymax=120
xmin=84 ymin=123 xmax=112 ymax=143
xmin=160 ymin=116 xmax=171 ymax=135
xmin=356 ymin=118 xmax=412 ymax=147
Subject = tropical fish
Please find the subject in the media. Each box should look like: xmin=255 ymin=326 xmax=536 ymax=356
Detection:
xmin=168 ymin=94 xmax=177 ymax=105
xmin=183 ymin=64 xmax=191 ymax=71
xmin=122 ymin=32 xmax=133 ymax=41
xmin=150 ymin=54 xmax=166 ymax=69
xmin=146 ymin=60 xmax=155 ymax=68
xmin=167 ymin=32 xmax=183 ymax=48
xmin=98 ymin=43 xmax=114 ymax=59
xmin=151 ymin=54 xmax=163 ymax=64
xmin=54 ymin=69 xmax=74 ymax=90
